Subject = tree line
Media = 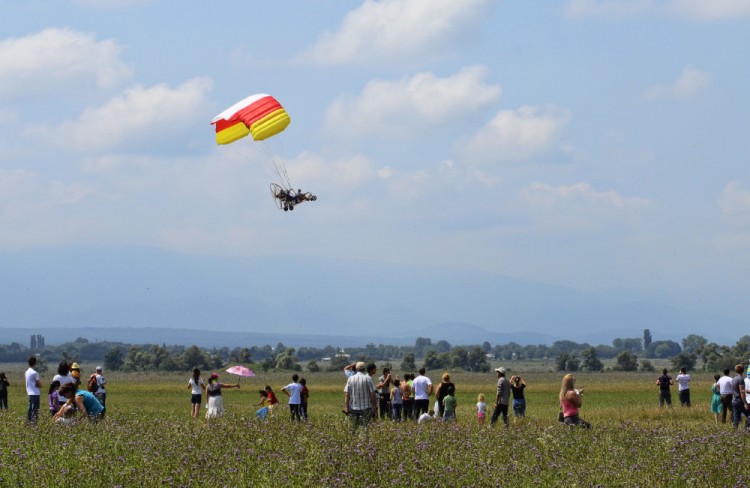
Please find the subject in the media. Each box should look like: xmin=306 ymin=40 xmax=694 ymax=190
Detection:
xmin=0 ymin=330 xmax=748 ymax=374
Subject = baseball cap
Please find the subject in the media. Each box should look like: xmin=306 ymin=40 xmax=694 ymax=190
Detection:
xmin=96 ymin=366 xmax=103 ymax=371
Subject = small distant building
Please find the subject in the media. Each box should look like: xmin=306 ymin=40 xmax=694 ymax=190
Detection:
xmin=485 ymin=353 xmax=495 ymax=360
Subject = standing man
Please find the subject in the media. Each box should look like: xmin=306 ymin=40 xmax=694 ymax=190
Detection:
xmin=281 ymin=374 xmax=303 ymax=422
xmin=376 ymin=367 xmax=392 ymax=420
xmin=25 ymin=356 xmax=42 ymax=423
xmin=412 ymin=368 xmax=433 ymax=419
xmin=718 ymin=368 xmax=734 ymax=423
xmin=731 ymin=364 xmax=750 ymax=429
xmin=94 ymin=366 xmax=106 ymax=407
xmin=491 ymin=367 xmax=510 ymax=427
xmin=656 ymin=368 xmax=673 ymax=408
xmin=675 ymin=366 xmax=691 ymax=407
xmin=344 ymin=361 xmax=377 ymax=432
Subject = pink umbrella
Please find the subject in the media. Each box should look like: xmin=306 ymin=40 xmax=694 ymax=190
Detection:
xmin=225 ymin=365 xmax=255 ymax=384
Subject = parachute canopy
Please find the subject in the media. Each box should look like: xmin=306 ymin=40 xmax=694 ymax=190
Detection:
xmin=211 ymin=94 xmax=290 ymax=145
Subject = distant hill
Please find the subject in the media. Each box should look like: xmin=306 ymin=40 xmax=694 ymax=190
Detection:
xmin=0 ymin=245 xmax=746 ymax=347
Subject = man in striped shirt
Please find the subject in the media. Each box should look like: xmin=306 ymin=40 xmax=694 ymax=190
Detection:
xmin=344 ymin=362 xmax=377 ymax=431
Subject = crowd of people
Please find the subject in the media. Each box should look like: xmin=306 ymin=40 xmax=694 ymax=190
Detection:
xmin=20 ymin=356 xmax=106 ymax=424
xmin=341 ymin=362 xmax=529 ymax=431
xmin=8 ymin=355 xmax=750 ymax=431
xmin=656 ymin=365 xmax=750 ymax=428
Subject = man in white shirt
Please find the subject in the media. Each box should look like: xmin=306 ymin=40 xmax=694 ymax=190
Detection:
xmin=281 ymin=374 xmax=303 ymax=422
xmin=718 ymin=368 xmax=734 ymax=424
xmin=94 ymin=366 xmax=107 ymax=407
xmin=25 ymin=356 xmax=42 ymax=423
xmin=412 ymin=367 xmax=433 ymax=419
xmin=675 ymin=367 xmax=691 ymax=407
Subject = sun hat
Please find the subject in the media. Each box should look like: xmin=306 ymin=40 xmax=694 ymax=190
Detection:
xmin=96 ymin=366 xmax=103 ymax=371
xmin=70 ymin=363 xmax=80 ymax=370
xmin=494 ymin=367 xmax=506 ymax=374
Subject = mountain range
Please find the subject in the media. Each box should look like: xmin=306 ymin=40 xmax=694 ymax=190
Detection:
xmin=0 ymin=246 xmax=746 ymax=348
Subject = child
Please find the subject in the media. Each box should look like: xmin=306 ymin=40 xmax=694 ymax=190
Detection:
xmin=48 ymin=380 xmax=61 ymax=417
xmin=476 ymin=393 xmax=487 ymax=425
xmin=442 ymin=385 xmax=456 ymax=422
xmin=390 ymin=379 xmax=403 ymax=421
xmin=418 ymin=409 xmax=435 ymax=424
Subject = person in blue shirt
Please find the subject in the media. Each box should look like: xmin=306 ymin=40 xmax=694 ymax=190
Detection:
xmin=54 ymin=382 xmax=105 ymax=421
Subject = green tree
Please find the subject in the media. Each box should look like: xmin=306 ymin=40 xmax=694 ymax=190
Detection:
xmin=104 ymin=346 xmax=125 ymax=371
xmin=670 ymin=352 xmax=697 ymax=371
xmin=581 ymin=347 xmax=603 ymax=372
xmin=423 ymin=350 xmax=443 ymax=370
xmin=643 ymin=329 xmax=653 ymax=354
xmin=400 ymin=352 xmax=416 ymax=372
xmin=613 ymin=351 xmax=639 ymax=371
xmin=307 ymin=361 xmax=320 ymax=373
xmin=556 ymin=352 xmax=571 ymax=372
xmin=681 ymin=334 xmax=707 ymax=354
xmin=640 ymin=359 xmax=655 ymax=372
xmin=466 ymin=347 xmax=491 ymax=373
xmin=182 ymin=345 xmax=209 ymax=370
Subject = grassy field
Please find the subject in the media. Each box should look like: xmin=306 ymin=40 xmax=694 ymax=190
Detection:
xmin=1 ymin=365 xmax=748 ymax=487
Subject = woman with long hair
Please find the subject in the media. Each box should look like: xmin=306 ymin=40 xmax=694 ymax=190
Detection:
xmin=710 ymin=373 xmax=722 ymax=424
xmin=559 ymin=374 xmax=590 ymax=428
xmin=187 ymin=368 xmax=206 ymax=418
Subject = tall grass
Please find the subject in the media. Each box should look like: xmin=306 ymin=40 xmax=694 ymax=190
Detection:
xmin=0 ymin=369 xmax=747 ymax=487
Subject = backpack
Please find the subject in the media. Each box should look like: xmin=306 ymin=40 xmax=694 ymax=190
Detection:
xmin=87 ymin=374 xmax=99 ymax=393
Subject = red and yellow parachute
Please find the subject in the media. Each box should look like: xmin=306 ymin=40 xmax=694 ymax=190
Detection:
xmin=211 ymin=94 xmax=290 ymax=144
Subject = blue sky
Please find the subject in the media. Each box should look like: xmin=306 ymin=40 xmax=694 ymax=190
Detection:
xmin=1 ymin=0 xmax=750 ymax=319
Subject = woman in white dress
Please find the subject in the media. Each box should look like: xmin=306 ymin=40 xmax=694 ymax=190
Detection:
xmin=205 ymin=373 xmax=240 ymax=419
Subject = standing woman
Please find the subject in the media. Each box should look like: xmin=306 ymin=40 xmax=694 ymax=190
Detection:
xmin=434 ymin=372 xmax=455 ymax=418
xmin=52 ymin=361 xmax=74 ymax=410
xmin=510 ymin=375 xmax=527 ymax=422
xmin=559 ymin=374 xmax=590 ymax=428
xmin=187 ymin=368 xmax=206 ymax=418
xmin=0 ymin=372 xmax=9 ymax=410
xmin=205 ymin=373 xmax=240 ymax=419
xmin=710 ymin=373 xmax=722 ymax=424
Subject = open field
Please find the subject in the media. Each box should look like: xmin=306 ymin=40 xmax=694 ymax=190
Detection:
xmin=1 ymin=367 xmax=748 ymax=487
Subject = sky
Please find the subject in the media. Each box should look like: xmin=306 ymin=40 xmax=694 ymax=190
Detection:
xmin=1 ymin=0 xmax=750 ymax=320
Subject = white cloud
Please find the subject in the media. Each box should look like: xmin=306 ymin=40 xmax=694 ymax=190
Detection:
xmin=520 ymin=182 xmax=650 ymax=231
xmin=564 ymin=0 xmax=656 ymax=18
xmin=461 ymin=105 xmax=570 ymax=163
xmin=0 ymin=169 xmax=99 ymax=245
xmin=644 ymin=65 xmax=711 ymax=100
xmin=325 ymin=65 xmax=501 ymax=139
xmin=565 ymin=0 xmax=750 ymax=20
xmin=0 ymin=28 xmax=133 ymax=99
xmin=666 ymin=0 xmax=750 ymax=20
xmin=28 ymin=77 xmax=213 ymax=152
xmin=303 ymin=0 xmax=493 ymax=65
